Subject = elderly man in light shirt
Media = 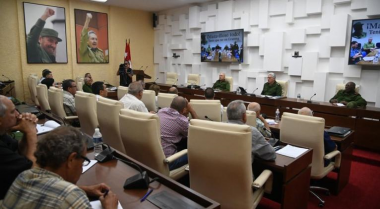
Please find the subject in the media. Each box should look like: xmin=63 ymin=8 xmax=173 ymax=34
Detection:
xmin=119 ymin=81 xmax=148 ymax=112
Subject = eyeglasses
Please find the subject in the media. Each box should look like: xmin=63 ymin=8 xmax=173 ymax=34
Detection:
xmin=78 ymin=154 xmax=91 ymax=166
xmin=71 ymin=85 xmax=77 ymax=88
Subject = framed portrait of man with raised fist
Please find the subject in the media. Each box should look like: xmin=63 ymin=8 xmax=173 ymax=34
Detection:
xmin=23 ymin=2 xmax=68 ymax=64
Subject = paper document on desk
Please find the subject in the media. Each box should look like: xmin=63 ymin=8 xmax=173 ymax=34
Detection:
xmin=82 ymin=160 xmax=97 ymax=173
xmin=363 ymin=57 xmax=374 ymax=61
xmin=37 ymin=120 xmax=61 ymax=135
xmin=276 ymin=145 xmax=308 ymax=158
xmin=90 ymin=200 xmax=123 ymax=209
xmin=265 ymin=119 xmax=278 ymax=125
xmin=336 ymin=103 xmax=345 ymax=107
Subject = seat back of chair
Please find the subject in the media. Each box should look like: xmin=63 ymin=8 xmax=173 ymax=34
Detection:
xmin=276 ymin=80 xmax=288 ymax=97
xmin=117 ymin=86 xmax=129 ymax=100
xmin=77 ymin=81 xmax=83 ymax=92
xmin=189 ymin=99 xmax=222 ymax=122
xmin=335 ymin=83 xmax=360 ymax=94
xmin=141 ymin=90 xmax=156 ymax=112
xmin=157 ymin=93 xmax=177 ymax=109
xmin=246 ymin=110 xmax=257 ymax=127
xmin=280 ymin=112 xmax=325 ymax=177
xmin=48 ymin=88 xmax=66 ymax=118
xmin=36 ymin=84 xmax=50 ymax=111
xmin=28 ymin=75 xmax=39 ymax=105
xmin=75 ymin=92 xmax=98 ymax=136
xmin=188 ymin=119 xmax=254 ymax=209
xmin=119 ymin=109 xmax=169 ymax=176
xmin=166 ymin=72 xmax=178 ymax=85
xmin=96 ymin=97 xmax=126 ymax=154
xmin=186 ymin=74 xmax=200 ymax=86
xmin=225 ymin=76 xmax=233 ymax=92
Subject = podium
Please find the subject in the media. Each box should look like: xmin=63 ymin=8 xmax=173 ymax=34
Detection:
xmin=133 ymin=70 xmax=151 ymax=81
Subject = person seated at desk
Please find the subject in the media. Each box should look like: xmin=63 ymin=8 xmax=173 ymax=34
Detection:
xmin=330 ymin=82 xmax=367 ymax=108
xmin=298 ymin=107 xmax=337 ymax=167
xmin=82 ymin=73 xmax=93 ymax=93
xmin=247 ymin=102 xmax=272 ymax=138
xmin=157 ymin=96 xmax=198 ymax=170
xmin=62 ymin=79 xmax=78 ymax=116
xmin=261 ymin=72 xmax=282 ymax=96
xmin=1 ymin=126 xmax=119 ymax=208
xmin=92 ymin=81 xmax=108 ymax=101
xmin=41 ymin=77 xmax=55 ymax=89
xmin=349 ymin=41 xmax=363 ymax=64
xmin=0 ymin=96 xmax=38 ymax=200
xmin=38 ymin=69 xmax=52 ymax=84
xmin=168 ymin=86 xmax=178 ymax=94
xmin=363 ymin=37 xmax=375 ymax=54
xmin=227 ymin=100 xmax=276 ymax=162
xmin=212 ymin=73 xmax=230 ymax=92
xmin=119 ymin=81 xmax=148 ymax=113
xmin=204 ymin=87 xmax=223 ymax=116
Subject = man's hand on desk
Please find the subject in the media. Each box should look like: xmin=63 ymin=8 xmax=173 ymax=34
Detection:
xmin=99 ymin=190 xmax=119 ymax=209
xmin=80 ymin=183 xmax=110 ymax=197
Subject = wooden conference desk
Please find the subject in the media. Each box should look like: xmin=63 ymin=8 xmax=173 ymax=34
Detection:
xmin=144 ymin=82 xmax=380 ymax=152
xmin=269 ymin=122 xmax=355 ymax=194
xmin=77 ymin=151 xmax=220 ymax=209
xmin=253 ymin=147 xmax=313 ymax=209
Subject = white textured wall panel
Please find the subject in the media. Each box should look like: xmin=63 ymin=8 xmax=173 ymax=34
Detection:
xmin=329 ymin=14 xmax=349 ymax=47
xmin=217 ymin=1 xmax=233 ymax=30
xmin=250 ymin=0 xmax=259 ymax=26
xmin=162 ymin=44 xmax=170 ymax=58
xmin=319 ymin=34 xmax=331 ymax=58
xmin=200 ymin=11 xmax=207 ymax=23
xmin=208 ymin=4 xmax=217 ymax=16
xmin=259 ymin=36 xmax=265 ymax=56
xmin=247 ymin=33 xmax=260 ymax=47
xmin=263 ymin=32 xmax=284 ymax=72
xmin=192 ymin=64 xmax=200 ymax=74
xmin=289 ymin=57 xmax=303 ymax=76
xmin=306 ymin=0 xmax=322 ymax=15
xmin=325 ymin=79 xmax=344 ymax=101
xmin=321 ymin=4 xmax=334 ymax=29
xmin=301 ymin=52 xmax=318 ymax=81
xmin=290 ymin=29 xmax=306 ymax=44
xmin=192 ymin=37 xmax=201 ymax=53
xmin=367 ymin=0 xmax=380 ymax=16
xmin=306 ymin=26 xmax=321 ymax=35
xmin=158 ymin=31 xmax=164 ymax=45
xmin=351 ymin=0 xmax=367 ymax=10
xmin=205 ymin=19 xmax=215 ymax=32
xmin=179 ymin=14 xmax=188 ymax=30
xmin=360 ymin=71 xmax=380 ymax=103
xmin=164 ymin=24 xmax=171 ymax=33
xmin=258 ymin=0 xmax=269 ymax=29
xmin=294 ymin=0 xmax=307 ymax=18
xmin=241 ymin=13 xmax=250 ymax=32
xmin=189 ymin=6 xmax=201 ymax=29
xmin=166 ymin=15 xmax=172 ymax=25
xmin=313 ymin=72 xmax=327 ymax=101
xmin=328 ymin=58 xmax=345 ymax=73
xmin=183 ymin=50 xmax=192 ymax=64
xmin=154 ymin=46 xmax=161 ymax=64
xmin=344 ymin=64 xmax=361 ymax=78
xmin=171 ymin=21 xmax=181 ymax=36
xmin=269 ymin=0 xmax=286 ymax=16
xmin=286 ymin=1 xmax=294 ymax=24
xmin=333 ymin=0 xmax=351 ymax=4
xmin=158 ymin=15 xmax=165 ymax=25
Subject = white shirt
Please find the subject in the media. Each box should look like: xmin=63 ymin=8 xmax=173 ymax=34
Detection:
xmin=119 ymin=94 xmax=148 ymax=112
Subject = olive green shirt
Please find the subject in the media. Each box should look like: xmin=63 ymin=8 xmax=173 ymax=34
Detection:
xmin=261 ymin=81 xmax=282 ymax=96
xmin=82 ymin=83 xmax=92 ymax=93
xmin=363 ymin=42 xmax=375 ymax=50
xmin=330 ymin=90 xmax=367 ymax=108
xmin=213 ymin=80 xmax=230 ymax=91
xmin=27 ymin=19 xmax=56 ymax=63
xmin=79 ymin=28 xmax=105 ymax=63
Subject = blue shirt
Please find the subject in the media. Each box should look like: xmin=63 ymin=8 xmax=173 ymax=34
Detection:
xmin=324 ymin=131 xmax=337 ymax=167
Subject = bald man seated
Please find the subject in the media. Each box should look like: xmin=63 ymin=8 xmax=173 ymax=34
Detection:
xmin=212 ymin=73 xmax=230 ymax=92
xmin=298 ymin=107 xmax=337 ymax=167
xmin=247 ymin=102 xmax=272 ymax=138
xmin=168 ymin=87 xmax=178 ymax=94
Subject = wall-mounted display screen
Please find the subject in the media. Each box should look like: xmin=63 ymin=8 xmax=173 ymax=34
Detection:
xmin=348 ymin=18 xmax=380 ymax=66
xmin=201 ymin=29 xmax=244 ymax=63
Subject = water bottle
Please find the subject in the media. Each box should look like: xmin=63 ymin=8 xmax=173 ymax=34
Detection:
xmin=297 ymin=94 xmax=301 ymax=102
xmin=93 ymin=128 xmax=103 ymax=156
xmin=373 ymin=51 xmax=379 ymax=64
xmin=236 ymin=87 xmax=241 ymax=95
xmin=191 ymin=83 xmax=195 ymax=89
xmin=275 ymin=108 xmax=280 ymax=123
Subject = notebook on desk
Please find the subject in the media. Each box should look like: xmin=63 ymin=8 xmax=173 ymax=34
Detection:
xmin=326 ymin=126 xmax=351 ymax=137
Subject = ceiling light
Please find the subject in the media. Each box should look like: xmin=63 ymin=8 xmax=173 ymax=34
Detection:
xmin=91 ymin=0 xmax=108 ymax=3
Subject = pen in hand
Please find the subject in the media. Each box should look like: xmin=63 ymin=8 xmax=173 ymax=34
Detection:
xmin=140 ymin=188 xmax=153 ymax=202
xmin=103 ymin=189 xmax=109 ymax=198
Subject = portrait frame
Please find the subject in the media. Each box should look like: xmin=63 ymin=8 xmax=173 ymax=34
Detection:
xmin=23 ymin=2 xmax=68 ymax=64
xmin=74 ymin=9 xmax=109 ymax=64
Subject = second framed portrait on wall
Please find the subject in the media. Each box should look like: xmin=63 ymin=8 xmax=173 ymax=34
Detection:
xmin=74 ymin=9 xmax=109 ymax=63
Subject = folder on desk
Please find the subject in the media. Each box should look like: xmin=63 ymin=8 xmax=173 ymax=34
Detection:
xmin=326 ymin=126 xmax=351 ymax=137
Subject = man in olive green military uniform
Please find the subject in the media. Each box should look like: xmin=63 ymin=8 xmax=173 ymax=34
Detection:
xmin=261 ymin=72 xmax=282 ymax=96
xmin=212 ymin=73 xmax=230 ymax=91
xmin=79 ymin=13 xmax=105 ymax=63
xmin=330 ymin=82 xmax=367 ymax=108
xmin=27 ymin=8 xmax=62 ymax=63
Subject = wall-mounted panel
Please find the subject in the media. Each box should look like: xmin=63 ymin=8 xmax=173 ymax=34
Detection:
xmin=258 ymin=0 xmax=269 ymax=29
xmin=301 ymin=52 xmax=318 ymax=80
xmin=286 ymin=1 xmax=294 ymax=24
xmin=189 ymin=6 xmax=201 ymax=29
xmin=306 ymin=26 xmax=321 ymax=35
xmin=183 ymin=50 xmax=192 ymax=64
xmin=217 ymin=1 xmax=233 ymax=30
xmin=208 ymin=4 xmax=217 ymax=17
xmin=306 ymin=0 xmax=322 ymax=15
xmin=328 ymin=58 xmax=345 ymax=73
xmin=333 ymin=0 xmax=351 ymax=4
xmin=179 ymin=14 xmax=188 ymax=30
xmin=351 ymin=0 xmax=367 ymax=10
xmin=289 ymin=57 xmax=303 ymax=76
xmin=367 ymin=0 xmax=380 ymax=16
xmin=171 ymin=21 xmax=181 ymax=36
xmin=313 ymin=72 xmax=327 ymax=101
xmin=241 ymin=13 xmax=250 ymax=32
xmin=192 ymin=37 xmax=201 ymax=53
xmin=250 ymin=0 xmax=259 ymax=26
xmin=329 ymin=14 xmax=349 ymax=47
xmin=158 ymin=15 xmax=165 ymax=25
xmin=247 ymin=33 xmax=260 ymax=47
xmin=294 ymin=0 xmax=307 ymax=18
xmin=269 ymin=0 xmax=286 ymax=16
xmin=259 ymin=36 xmax=265 ymax=56
xmin=319 ymin=34 xmax=331 ymax=58
xmin=321 ymin=3 xmax=334 ymax=29
xmin=263 ymin=32 xmax=284 ymax=72
xmin=344 ymin=64 xmax=361 ymax=78
xmin=290 ymin=28 xmax=306 ymax=44
xmin=166 ymin=15 xmax=172 ymax=25
xmin=200 ymin=11 xmax=207 ymax=23
xmin=206 ymin=19 xmax=215 ymax=32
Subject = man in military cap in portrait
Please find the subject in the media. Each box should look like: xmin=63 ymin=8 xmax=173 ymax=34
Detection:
xmin=79 ymin=13 xmax=105 ymax=63
xmin=27 ymin=7 xmax=62 ymax=63
xmin=330 ymin=82 xmax=367 ymax=108
xmin=352 ymin=22 xmax=367 ymax=39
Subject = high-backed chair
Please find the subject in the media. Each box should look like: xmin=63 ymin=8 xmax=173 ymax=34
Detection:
xmin=188 ymin=119 xmax=273 ymax=209
xmin=141 ymin=90 xmax=156 ymax=112
xmin=222 ymin=107 xmax=257 ymax=127
xmin=157 ymin=93 xmax=177 ymax=109
xmin=335 ymin=83 xmax=360 ymax=94
xmin=225 ymin=76 xmax=233 ymax=92
xmin=96 ymin=97 xmax=126 ymax=154
xmin=28 ymin=74 xmax=39 ymax=106
xmin=166 ymin=72 xmax=178 ymax=85
xmin=36 ymin=84 xmax=50 ymax=111
xmin=119 ymin=109 xmax=188 ymax=180
xmin=189 ymin=99 xmax=222 ymax=122
xmin=48 ymin=87 xmax=78 ymax=122
xmin=75 ymin=92 xmax=98 ymax=136
xmin=76 ymin=77 xmax=84 ymax=84
xmin=77 ymin=81 xmax=83 ymax=92
xmin=276 ymin=80 xmax=288 ymax=97
xmin=117 ymin=86 xmax=129 ymax=100
xmin=186 ymin=74 xmax=201 ymax=86
xmin=280 ymin=112 xmax=341 ymax=207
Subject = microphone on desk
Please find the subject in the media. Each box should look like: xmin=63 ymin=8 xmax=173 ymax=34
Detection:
xmin=307 ymin=93 xmax=316 ymax=104
xmin=153 ymin=78 xmax=159 ymax=84
xmin=138 ymin=66 xmax=143 ymax=70
xmin=144 ymin=66 xmax=148 ymax=71
xmin=2 ymin=74 xmax=11 ymax=81
xmin=205 ymin=116 xmax=213 ymax=121
xmin=252 ymin=88 xmax=258 ymax=94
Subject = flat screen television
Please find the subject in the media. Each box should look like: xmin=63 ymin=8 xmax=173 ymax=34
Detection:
xmin=348 ymin=18 xmax=380 ymax=66
xmin=201 ymin=29 xmax=244 ymax=63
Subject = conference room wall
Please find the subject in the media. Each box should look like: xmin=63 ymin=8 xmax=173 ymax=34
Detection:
xmin=155 ymin=0 xmax=380 ymax=107
xmin=0 ymin=0 xmax=154 ymax=103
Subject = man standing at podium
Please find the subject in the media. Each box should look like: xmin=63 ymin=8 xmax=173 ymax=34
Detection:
xmin=261 ymin=72 xmax=282 ymax=96
xmin=212 ymin=73 xmax=230 ymax=91
xmin=117 ymin=62 xmax=133 ymax=87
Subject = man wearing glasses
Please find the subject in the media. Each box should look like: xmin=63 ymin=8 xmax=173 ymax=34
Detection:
xmin=1 ymin=126 xmax=119 ymax=208
xmin=261 ymin=72 xmax=282 ymax=96
xmin=62 ymin=79 xmax=78 ymax=116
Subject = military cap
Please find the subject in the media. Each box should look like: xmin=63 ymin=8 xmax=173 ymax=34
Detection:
xmin=40 ymin=28 xmax=62 ymax=42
